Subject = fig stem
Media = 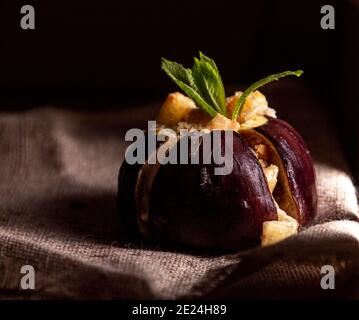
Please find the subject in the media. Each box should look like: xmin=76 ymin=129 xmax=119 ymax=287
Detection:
xmin=231 ymin=70 xmax=303 ymax=121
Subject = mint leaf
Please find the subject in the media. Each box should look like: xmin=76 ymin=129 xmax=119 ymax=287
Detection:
xmin=231 ymin=70 xmax=304 ymax=120
xmin=161 ymin=53 xmax=226 ymax=117
xmin=161 ymin=58 xmax=195 ymax=88
xmin=192 ymin=55 xmax=226 ymax=115
xmin=161 ymin=58 xmax=218 ymax=117
xmin=198 ymin=52 xmax=225 ymax=101
xmin=199 ymin=51 xmax=221 ymax=81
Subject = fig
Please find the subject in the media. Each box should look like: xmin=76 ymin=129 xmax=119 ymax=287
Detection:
xmin=142 ymin=130 xmax=277 ymax=249
xmin=118 ymin=122 xmax=316 ymax=250
xmin=117 ymin=53 xmax=317 ymax=250
xmin=253 ymin=118 xmax=317 ymax=226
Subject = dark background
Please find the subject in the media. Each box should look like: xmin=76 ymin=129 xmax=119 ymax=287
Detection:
xmin=0 ymin=0 xmax=358 ymax=180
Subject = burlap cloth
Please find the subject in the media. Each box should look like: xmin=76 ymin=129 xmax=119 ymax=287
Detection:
xmin=0 ymin=82 xmax=358 ymax=299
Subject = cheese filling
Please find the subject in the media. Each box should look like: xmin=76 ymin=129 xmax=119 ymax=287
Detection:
xmin=252 ymin=144 xmax=299 ymax=246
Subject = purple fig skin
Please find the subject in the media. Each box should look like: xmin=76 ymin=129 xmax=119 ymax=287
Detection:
xmin=255 ymin=118 xmax=317 ymax=226
xmin=117 ymin=160 xmax=143 ymax=238
xmin=147 ymin=131 xmax=277 ymax=250
xmin=117 ymin=131 xmax=160 ymax=238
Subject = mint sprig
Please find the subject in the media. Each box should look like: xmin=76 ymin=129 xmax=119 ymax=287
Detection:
xmin=161 ymin=52 xmax=226 ymax=117
xmin=231 ymin=70 xmax=303 ymax=120
xmin=161 ymin=53 xmax=303 ymax=122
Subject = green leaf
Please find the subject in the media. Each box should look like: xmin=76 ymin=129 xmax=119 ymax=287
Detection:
xmin=199 ymin=52 xmax=223 ymax=86
xmin=161 ymin=58 xmax=218 ymax=117
xmin=231 ymin=70 xmax=304 ymax=120
xmin=192 ymin=54 xmax=226 ymax=115
xmin=161 ymin=58 xmax=195 ymax=88
xmin=161 ymin=54 xmax=227 ymax=117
